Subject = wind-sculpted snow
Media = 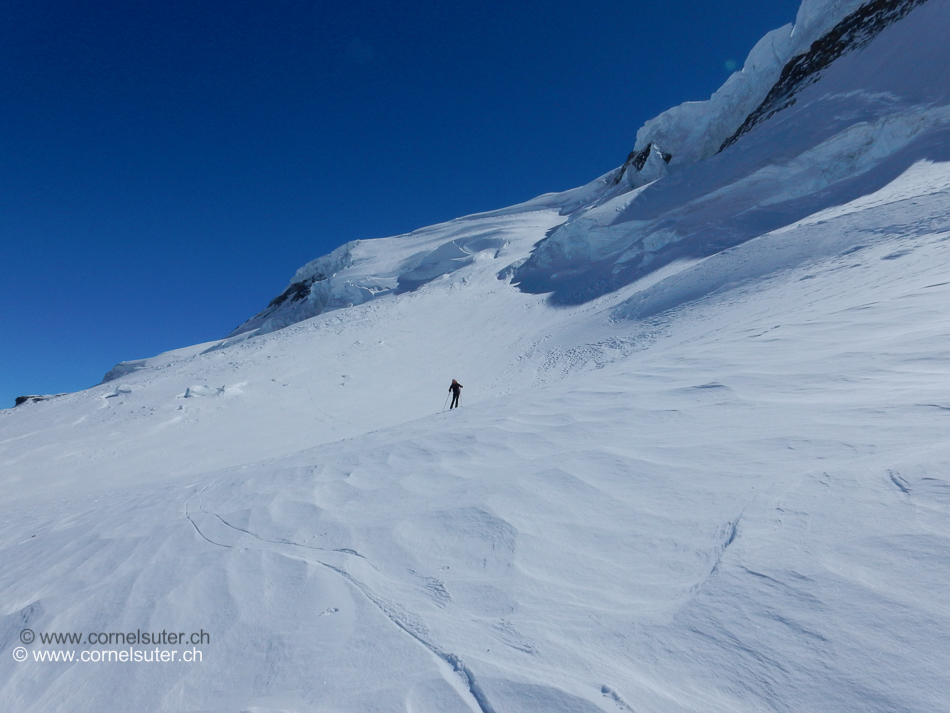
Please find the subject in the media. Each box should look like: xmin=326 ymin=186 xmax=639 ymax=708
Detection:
xmin=5 ymin=2 xmax=950 ymax=710
xmin=4 ymin=159 xmax=950 ymax=709
xmin=395 ymin=235 xmax=508 ymax=292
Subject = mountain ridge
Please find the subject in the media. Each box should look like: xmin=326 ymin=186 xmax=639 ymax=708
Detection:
xmin=209 ymin=0 xmax=942 ymax=353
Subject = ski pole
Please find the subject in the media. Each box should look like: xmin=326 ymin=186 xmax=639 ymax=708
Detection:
xmin=442 ymin=392 xmax=450 ymax=411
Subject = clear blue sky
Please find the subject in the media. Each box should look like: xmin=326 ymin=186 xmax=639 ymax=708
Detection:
xmin=0 ymin=0 xmax=801 ymax=408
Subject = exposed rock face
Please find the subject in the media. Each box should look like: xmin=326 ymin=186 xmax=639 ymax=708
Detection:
xmin=14 ymin=394 xmax=63 ymax=407
xmin=15 ymin=395 xmax=43 ymax=407
xmin=619 ymin=142 xmax=673 ymax=178
xmin=266 ymin=276 xmax=322 ymax=310
xmin=721 ymin=0 xmax=931 ymax=151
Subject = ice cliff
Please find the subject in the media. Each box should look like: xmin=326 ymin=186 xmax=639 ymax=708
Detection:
xmin=513 ymin=0 xmax=947 ymax=305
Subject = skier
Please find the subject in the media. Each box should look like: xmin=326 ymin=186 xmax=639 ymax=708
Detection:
xmin=448 ymin=379 xmax=463 ymax=409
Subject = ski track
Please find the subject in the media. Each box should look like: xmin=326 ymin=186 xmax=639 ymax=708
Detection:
xmin=194 ymin=493 xmax=499 ymax=713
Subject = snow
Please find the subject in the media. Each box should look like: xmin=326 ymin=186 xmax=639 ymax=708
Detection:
xmin=632 ymin=0 xmax=873 ymax=166
xmin=226 ymin=190 xmax=583 ymax=341
xmin=3 ymin=2 xmax=950 ymax=711
xmin=4 ymin=154 xmax=950 ymax=711
xmin=514 ymin=0 xmax=950 ymax=305
xmin=102 ymin=341 xmax=222 ymax=383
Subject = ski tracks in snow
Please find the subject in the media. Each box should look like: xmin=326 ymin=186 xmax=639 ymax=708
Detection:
xmin=183 ymin=484 xmax=499 ymax=713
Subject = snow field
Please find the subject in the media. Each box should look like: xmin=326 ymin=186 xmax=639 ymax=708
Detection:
xmin=6 ymin=0 xmax=950 ymax=707
xmin=3 ymin=157 xmax=950 ymax=711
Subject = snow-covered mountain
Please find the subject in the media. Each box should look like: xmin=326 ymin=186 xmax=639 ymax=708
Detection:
xmin=220 ymin=0 xmax=947 ymax=337
xmin=3 ymin=1 xmax=950 ymax=711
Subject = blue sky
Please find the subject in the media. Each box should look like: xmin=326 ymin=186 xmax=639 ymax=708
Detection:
xmin=0 ymin=0 xmax=801 ymax=408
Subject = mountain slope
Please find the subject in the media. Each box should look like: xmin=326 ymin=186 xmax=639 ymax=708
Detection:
xmin=3 ymin=1 xmax=950 ymax=711
xmin=513 ymin=0 xmax=948 ymax=305
xmin=213 ymin=0 xmax=946 ymax=339
xmin=3 ymin=164 xmax=950 ymax=711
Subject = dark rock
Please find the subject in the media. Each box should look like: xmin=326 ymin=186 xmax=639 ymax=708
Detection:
xmin=15 ymin=395 xmax=52 ymax=407
xmin=616 ymin=142 xmax=673 ymax=184
xmin=267 ymin=275 xmax=321 ymax=309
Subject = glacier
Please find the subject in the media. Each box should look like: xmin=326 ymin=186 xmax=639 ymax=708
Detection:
xmin=2 ymin=1 xmax=950 ymax=711
xmin=514 ymin=0 xmax=950 ymax=305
